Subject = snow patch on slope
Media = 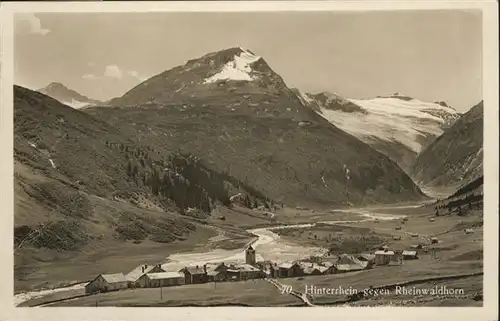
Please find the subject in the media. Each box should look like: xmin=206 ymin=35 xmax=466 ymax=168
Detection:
xmin=62 ymin=99 xmax=89 ymax=109
xmin=204 ymin=49 xmax=261 ymax=83
xmin=316 ymin=97 xmax=459 ymax=153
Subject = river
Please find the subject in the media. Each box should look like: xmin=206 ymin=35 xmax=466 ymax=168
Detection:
xmin=14 ymin=203 xmax=419 ymax=306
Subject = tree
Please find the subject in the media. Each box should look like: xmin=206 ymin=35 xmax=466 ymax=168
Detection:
xmin=132 ymin=164 xmax=139 ymax=178
xmin=126 ymin=160 xmax=132 ymax=177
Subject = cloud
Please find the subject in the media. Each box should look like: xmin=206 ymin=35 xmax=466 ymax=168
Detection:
xmin=82 ymin=74 xmax=99 ymax=80
xmin=127 ymin=70 xmax=139 ymax=78
xmin=104 ymin=65 xmax=123 ymax=79
xmin=128 ymin=70 xmax=148 ymax=82
xmin=16 ymin=13 xmax=50 ymax=35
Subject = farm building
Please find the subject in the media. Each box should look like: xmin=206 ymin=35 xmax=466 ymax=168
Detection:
xmin=236 ymin=264 xmax=266 ymax=280
xmin=136 ymin=272 xmax=185 ymax=288
xmin=338 ymin=254 xmax=372 ymax=269
xmin=334 ymin=263 xmax=365 ymax=273
xmin=267 ymin=263 xmax=279 ymax=278
xmin=357 ymin=254 xmax=376 ymax=265
xmin=179 ymin=265 xmax=208 ymax=284
xmin=409 ymin=232 xmax=419 ymax=238
xmin=374 ymin=250 xmax=395 ymax=265
xmin=402 ymin=250 xmax=419 ymax=260
xmin=393 ymin=235 xmax=402 ymax=240
xmin=465 ymin=228 xmax=475 ymax=234
xmin=225 ymin=267 xmax=242 ymax=281
xmin=277 ymin=262 xmax=302 ymax=278
xmin=205 ymin=262 xmax=228 ymax=273
xmin=431 ymin=237 xmax=439 ymax=244
xmin=335 ymin=254 xmax=370 ymax=272
xmin=299 ymin=262 xmax=322 ymax=276
xmin=85 ymin=273 xmax=128 ymax=294
xmin=207 ymin=270 xmax=227 ymax=282
xmin=126 ymin=264 xmax=165 ymax=286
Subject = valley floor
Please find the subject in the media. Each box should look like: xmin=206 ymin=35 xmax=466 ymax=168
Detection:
xmin=17 ymin=200 xmax=483 ymax=307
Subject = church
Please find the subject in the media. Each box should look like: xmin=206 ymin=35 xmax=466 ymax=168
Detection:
xmin=245 ymin=245 xmax=256 ymax=265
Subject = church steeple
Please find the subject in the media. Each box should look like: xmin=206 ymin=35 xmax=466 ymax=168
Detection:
xmin=245 ymin=245 xmax=256 ymax=265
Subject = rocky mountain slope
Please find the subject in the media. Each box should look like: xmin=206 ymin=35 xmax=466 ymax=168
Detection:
xmin=411 ymin=101 xmax=483 ymax=190
xmin=38 ymin=82 xmax=101 ymax=108
xmin=14 ymin=85 xmax=266 ymax=290
xmin=91 ymin=47 xmax=426 ymax=207
xmin=295 ymin=91 xmax=461 ymax=172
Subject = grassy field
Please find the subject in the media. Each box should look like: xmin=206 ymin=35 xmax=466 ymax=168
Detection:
xmin=48 ymin=279 xmax=303 ymax=307
xmin=15 ymin=224 xmax=217 ymax=293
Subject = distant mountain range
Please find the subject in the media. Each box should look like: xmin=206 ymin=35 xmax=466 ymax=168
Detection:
xmin=90 ymin=47 xmax=426 ymax=206
xmin=294 ymin=90 xmax=461 ymax=173
xmin=37 ymin=82 xmax=101 ymax=109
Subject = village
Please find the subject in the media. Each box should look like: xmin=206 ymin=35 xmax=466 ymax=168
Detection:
xmin=84 ymin=238 xmax=424 ymax=295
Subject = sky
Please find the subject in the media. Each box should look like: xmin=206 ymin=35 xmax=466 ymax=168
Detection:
xmin=14 ymin=10 xmax=482 ymax=112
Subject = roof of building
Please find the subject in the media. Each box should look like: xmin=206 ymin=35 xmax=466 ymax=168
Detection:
xmin=316 ymin=265 xmax=329 ymax=273
xmin=236 ymin=264 xmax=261 ymax=272
xmin=145 ymin=272 xmax=184 ymax=280
xmin=374 ymin=250 xmax=395 ymax=255
xmin=126 ymin=264 xmax=163 ymax=282
xmin=182 ymin=266 xmax=206 ymax=275
xmin=358 ymin=254 xmax=376 ymax=261
xmin=99 ymin=273 xmax=128 ymax=284
xmin=402 ymin=250 xmax=417 ymax=256
xmin=334 ymin=264 xmax=364 ymax=271
xmin=207 ymin=270 xmax=223 ymax=276
xmin=277 ymin=262 xmax=296 ymax=269
xmin=204 ymin=262 xmax=226 ymax=272
xmin=337 ymin=254 xmax=365 ymax=266
xmin=302 ymin=266 xmax=320 ymax=274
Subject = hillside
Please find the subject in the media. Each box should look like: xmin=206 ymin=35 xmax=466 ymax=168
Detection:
xmin=296 ymin=91 xmax=460 ymax=172
xmin=411 ymin=101 xmax=483 ymax=190
xmin=90 ymin=47 xmax=426 ymax=207
xmin=14 ymin=85 xmax=268 ymax=291
xmin=38 ymin=82 xmax=101 ymax=108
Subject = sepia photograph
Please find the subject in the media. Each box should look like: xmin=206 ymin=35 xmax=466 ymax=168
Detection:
xmin=0 ymin=1 xmax=498 ymax=321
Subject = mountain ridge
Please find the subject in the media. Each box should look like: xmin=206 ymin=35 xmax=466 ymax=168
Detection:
xmin=411 ymin=100 xmax=483 ymax=190
xmin=38 ymin=82 xmax=101 ymax=109
xmin=88 ymin=47 xmax=428 ymax=207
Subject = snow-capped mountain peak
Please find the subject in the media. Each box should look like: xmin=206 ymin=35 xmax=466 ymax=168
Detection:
xmin=203 ymin=48 xmax=262 ymax=83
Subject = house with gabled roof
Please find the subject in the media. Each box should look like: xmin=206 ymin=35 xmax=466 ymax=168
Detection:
xmin=126 ymin=264 xmax=164 ymax=286
xmin=85 ymin=273 xmax=128 ymax=294
xmin=277 ymin=261 xmax=302 ymax=278
xmin=179 ymin=265 xmax=208 ymax=284
xmin=137 ymin=271 xmax=185 ymax=288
